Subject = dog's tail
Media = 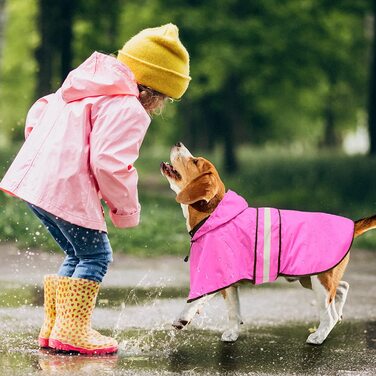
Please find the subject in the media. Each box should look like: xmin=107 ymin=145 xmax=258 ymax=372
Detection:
xmin=354 ymin=215 xmax=376 ymax=238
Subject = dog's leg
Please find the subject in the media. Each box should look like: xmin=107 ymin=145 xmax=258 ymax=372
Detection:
xmin=306 ymin=276 xmax=339 ymax=345
xmin=335 ymin=281 xmax=350 ymax=322
xmin=173 ymin=293 xmax=216 ymax=329
xmin=221 ymin=285 xmax=242 ymax=342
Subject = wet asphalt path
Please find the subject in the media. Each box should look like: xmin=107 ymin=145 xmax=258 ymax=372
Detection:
xmin=0 ymin=244 xmax=375 ymax=375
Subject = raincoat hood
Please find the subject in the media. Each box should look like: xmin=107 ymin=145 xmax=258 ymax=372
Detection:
xmin=192 ymin=190 xmax=249 ymax=241
xmin=61 ymin=52 xmax=139 ymax=103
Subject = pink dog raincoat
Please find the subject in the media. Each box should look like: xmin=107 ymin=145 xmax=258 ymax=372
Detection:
xmin=188 ymin=190 xmax=354 ymax=301
xmin=0 ymin=52 xmax=150 ymax=231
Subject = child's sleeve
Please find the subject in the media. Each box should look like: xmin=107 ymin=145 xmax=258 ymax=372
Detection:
xmin=90 ymin=95 xmax=151 ymax=228
xmin=24 ymin=94 xmax=53 ymax=139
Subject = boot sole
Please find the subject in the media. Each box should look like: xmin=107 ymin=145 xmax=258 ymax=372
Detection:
xmin=38 ymin=337 xmax=50 ymax=348
xmin=49 ymin=338 xmax=118 ymax=355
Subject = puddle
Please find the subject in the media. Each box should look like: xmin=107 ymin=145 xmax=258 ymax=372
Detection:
xmin=0 ymin=322 xmax=375 ymax=375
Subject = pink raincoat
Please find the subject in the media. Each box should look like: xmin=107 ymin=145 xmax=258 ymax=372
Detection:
xmin=188 ymin=190 xmax=354 ymax=301
xmin=0 ymin=52 xmax=151 ymax=231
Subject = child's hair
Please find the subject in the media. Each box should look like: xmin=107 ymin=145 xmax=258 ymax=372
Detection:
xmin=137 ymin=84 xmax=171 ymax=116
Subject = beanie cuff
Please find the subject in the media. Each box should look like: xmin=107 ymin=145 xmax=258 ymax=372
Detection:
xmin=118 ymin=51 xmax=191 ymax=99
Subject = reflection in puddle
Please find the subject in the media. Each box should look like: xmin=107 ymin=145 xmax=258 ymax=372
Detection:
xmin=366 ymin=321 xmax=376 ymax=349
xmin=218 ymin=342 xmax=241 ymax=372
xmin=38 ymin=349 xmax=118 ymax=373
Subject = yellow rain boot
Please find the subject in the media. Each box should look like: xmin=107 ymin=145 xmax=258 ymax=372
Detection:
xmin=38 ymin=274 xmax=59 ymax=347
xmin=49 ymin=277 xmax=118 ymax=354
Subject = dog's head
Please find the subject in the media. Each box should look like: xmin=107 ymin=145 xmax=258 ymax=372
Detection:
xmin=160 ymin=143 xmax=225 ymax=213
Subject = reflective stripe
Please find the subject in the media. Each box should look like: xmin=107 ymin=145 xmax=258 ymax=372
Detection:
xmin=263 ymin=208 xmax=271 ymax=283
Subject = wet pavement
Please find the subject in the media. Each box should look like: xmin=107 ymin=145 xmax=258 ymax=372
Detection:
xmin=0 ymin=244 xmax=375 ymax=375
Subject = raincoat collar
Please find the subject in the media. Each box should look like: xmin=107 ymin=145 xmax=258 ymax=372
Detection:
xmin=189 ymin=216 xmax=210 ymax=238
xmin=61 ymin=51 xmax=139 ymax=103
xmin=191 ymin=190 xmax=249 ymax=242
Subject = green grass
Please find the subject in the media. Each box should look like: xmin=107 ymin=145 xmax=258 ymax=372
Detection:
xmin=1 ymin=144 xmax=376 ymax=255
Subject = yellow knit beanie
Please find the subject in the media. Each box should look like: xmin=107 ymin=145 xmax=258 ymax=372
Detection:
xmin=117 ymin=23 xmax=191 ymax=99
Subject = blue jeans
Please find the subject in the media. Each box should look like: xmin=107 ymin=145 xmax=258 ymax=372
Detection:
xmin=28 ymin=204 xmax=113 ymax=283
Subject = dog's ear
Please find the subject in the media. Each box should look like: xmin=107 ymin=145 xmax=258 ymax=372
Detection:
xmin=176 ymin=172 xmax=218 ymax=205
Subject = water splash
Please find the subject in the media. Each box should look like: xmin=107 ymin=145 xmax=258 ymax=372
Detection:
xmin=113 ymin=273 xmax=193 ymax=359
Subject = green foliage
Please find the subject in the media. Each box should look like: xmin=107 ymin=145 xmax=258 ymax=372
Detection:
xmin=73 ymin=0 xmax=122 ymax=62
xmin=225 ymin=147 xmax=376 ymax=218
xmin=117 ymin=0 xmax=369 ymax=147
xmin=0 ymin=0 xmax=373 ymax=150
xmin=0 ymin=0 xmax=38 ymax=146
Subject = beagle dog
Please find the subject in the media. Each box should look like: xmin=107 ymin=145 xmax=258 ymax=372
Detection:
xmin=160 ymin=142 xmax=376 ymax=344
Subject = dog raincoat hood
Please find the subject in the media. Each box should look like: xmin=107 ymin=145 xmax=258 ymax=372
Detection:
xmin=188 ymin=190 xmax=354 ymax=301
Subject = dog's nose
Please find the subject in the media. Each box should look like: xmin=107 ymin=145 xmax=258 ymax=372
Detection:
xmin=175 ymin=142 xmax=183 ymax=147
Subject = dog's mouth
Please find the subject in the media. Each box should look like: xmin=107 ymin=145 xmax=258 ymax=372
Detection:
xmin=160 ymin=162 xmax=182 ymax=180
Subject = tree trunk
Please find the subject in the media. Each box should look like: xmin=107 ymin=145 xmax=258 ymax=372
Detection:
xmin=35 ymin=0 xmax=57 ymax=98
xmin=222 ymin=76 xmax=239 ymax=173
xmin=59 ymin=0 xmax=74 ymax=81
xmin=320 ymin=104 xmax=340 ymax=148
xmin=180 ymin=100 xmax=197 ymax=149
xmin=35 ymin=0 xmax=75 ymax=98
xmin=223 ymin=117 xmax=238 ymax=173
xmin=368 ymin=5 xmax=376 ymax=155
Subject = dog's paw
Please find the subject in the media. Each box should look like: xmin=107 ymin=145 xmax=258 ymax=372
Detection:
xmin=221 ymin=329 xmax=239 ymax=342
xmin=306 ymin=331 xmax=326 ymax=345
xmin=172 ymin=319 xmax=189 ymax=330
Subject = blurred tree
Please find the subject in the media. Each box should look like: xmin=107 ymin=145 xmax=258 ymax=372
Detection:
xmin=368 ymin=1 xmax=376 ymax=154
xmin=0 ymin=0 xmax=37 ymax=143
xmin=316 ymin=8 xmax=368 ymax=148
xmin=60 ymin=0 xmax=74 ymax=81
xmin=0 ymin=0 xmax=373 ymax=163
xmin=35 ymin=0 xmax=122 ymax=95
xmin=73 ymin=0 xmax=121 ymax=63
xmin=35 ymin=0 xmax=74 ymax=98
xmin=0 ymin=0 xmax=6 ymax=75
xmin=144 ymin=0 xmax=370 ymax=170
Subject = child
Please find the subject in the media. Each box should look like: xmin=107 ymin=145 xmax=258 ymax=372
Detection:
xmin=0 ymin=23 xmax=190 ymax=355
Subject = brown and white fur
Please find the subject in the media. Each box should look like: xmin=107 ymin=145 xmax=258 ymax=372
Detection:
xmin=160 ymin=142 xmax=376 ymax=345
